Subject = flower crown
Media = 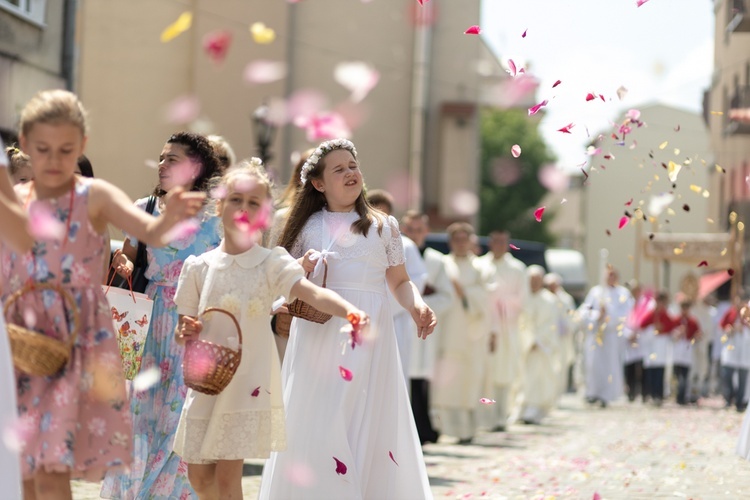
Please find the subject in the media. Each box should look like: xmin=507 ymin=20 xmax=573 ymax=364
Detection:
xmin=300 ymin=138 xmax=358 ymax=185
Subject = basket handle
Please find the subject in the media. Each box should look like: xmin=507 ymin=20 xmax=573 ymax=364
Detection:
xmin=197 ymin=307 xmax=243 ymax=358
xmin=304 ymin=259 xmax=328 ymax=289
xmin=3 ymin=282 xmax=80 ymax=350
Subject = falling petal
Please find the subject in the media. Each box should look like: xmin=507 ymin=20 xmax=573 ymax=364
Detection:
xmin=586 ymin=146 xmax=601 ymax=156
xmin=511 ymin=144 xmax=522 ymax=158
xmin=593 ymin=493 xmax=602 ymax=500
xmin=689 ymin=184 xmax=702 ymax=193
xmin=617 ymin=86 xmax=628 ymax=100
xmin=667 ymin=161 xmax=682 ymax=182
xmin=675 ymin=124 xmax=681 ymax=131
xmin=552 ymin=79 xmax=562 ymax=88
xmin=528 ymin=99 xmax=548 ymax=116
xmin=202 ymin=30 xmax=232 ymax=64
xmin=389 ymin=451 xmax=399 ymax=466
xmin=451 ymin=190 xmax=480 ymax=216
xmin=160 ymin=12 xmax=192 ymax=43
xmin=133 ymin=367 xmax=161 ymax=392
xmin=558 ymin=123 xmax=574 ymax=133
xmin=539 ymin=164 xmax=569 ymax=192
xmin=480 ymin=398 xmax=496 ymax=405
xmin=28 ymin=203 xmax=65 ymax=241
xmin=210 ymin=185 xmax=228 ymax=200
xmin=294 ymin=111 xmax=351 ymax=142
xmin=698 ymin=261 xmax=708 ymax=267
xmin=334 ymin=62 xmax=380 ymax=103
xmin=521 ymin=29 xmax=527 ymax=38
xmin=509 ymin=244 xmax=520 ymax=250
xmin=164 ymin=95 xmax=200 ymax=124
xmin=728 ymin=269 xmax=735 ymax=277
xmin=658 ymin=141 xmax=668 ymax=150
xmin=534 ymin=206 xmax=545 ymax=222
xmin=682 ymin=204 xmax=690 ymax=212
xmin=244 ymin=60 xmax=287 ymax=84
xmin=636 ymin=0 xmax=650 ymax=6
xmin=333 ymin=456 xmax=348 ymax=475
xmin=250 ymin=22 xmax=276 ymax=44
xmin=507 ymin=59 xmax=517 ymax=77
xmin=339 ymin=366 xmax=353 ymax=381
xmin=464 ymin=25 xmax=481 ymax=35
xmin=144 ymin=159 xmax=158 ymax=169
xmin=618 ymin=216 xmax=629 ymax=229
xmin=586 ymin=93 xmax=596 ymax=102
xmin=251 ymin=386 xmax=261 ymax=397
xmin=561 ymin=198 xmax=568 ymax=204
xmin=625 ymin=198 xmax=633 ymax=206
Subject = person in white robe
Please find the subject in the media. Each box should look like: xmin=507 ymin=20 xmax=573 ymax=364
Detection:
xmin=690 ymin=296 xmax=716 ymax=401
xmin=401 ymin=210 xmax=456 ymax=444
xmin=367 ymin=190 xmax=428 ymax=384
xmin=544 ymin=272 xmax=577 ymax=398
xmin=577 ymin=268 xmax=632 ymax=407
xmin=432 ymin=222 xmax=492 ymax=444
xmin=477 ymin=230 xmax=527 ymax=432
xmin=518 ymin=265 xmax=561 ymax=424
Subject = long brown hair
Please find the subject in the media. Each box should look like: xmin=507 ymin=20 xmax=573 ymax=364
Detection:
xmin=278 ymin=148 xmax=314 ymax=209
xmin=277 ymin=147 xmax=385 ymax=251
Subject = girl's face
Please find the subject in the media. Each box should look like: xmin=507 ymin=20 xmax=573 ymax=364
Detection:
xmin=19 ymin=122 xmax=86 ymax=193
xmin=312 ymin=149 xmax=362 ymax=211
xmin=158 ymin=142 xmax=201 ymax=192
xmin=219 ymin=175 xmax=269 ymax=247
xmin=11 ymin=164 xmax=33 ymax=185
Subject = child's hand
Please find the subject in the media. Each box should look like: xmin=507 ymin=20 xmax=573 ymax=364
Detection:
xmin=176 ymin=316 xmax=203 ymax=345
xmin=346 ymin=310 xmax=369 ymax=348
xmin=301 ymin=249 xmax=319 ymax=274
xmin=411 ymin=303 xmax=436 ymax=340
xmin=112 ymin=249 xmax=134 ymax=278
xmin=163 ymin=187 xmax=206 ymax=222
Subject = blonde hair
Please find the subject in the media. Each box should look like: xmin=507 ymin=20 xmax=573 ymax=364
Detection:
xmin=214 ymin=158 xmax=274 ymax=215
xmin=19 ymin=89 xmax=89 ymax=137
xmin=5 ymin=145 xmax=30 ymax=176
xmin=207 ymin=135 xmax=236 ymax=172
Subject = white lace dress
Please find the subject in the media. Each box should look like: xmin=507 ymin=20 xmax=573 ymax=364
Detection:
xmin=259 ymin=209 xmax=433 ymax=500
xmin=0 ymin=314 xmax=21 ymax=500
xmin=172 ymin=244 xmax=304 ymax=463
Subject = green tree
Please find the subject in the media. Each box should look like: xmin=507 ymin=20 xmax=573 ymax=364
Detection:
xmin=480 ymin=107 xmax=557 ymax=244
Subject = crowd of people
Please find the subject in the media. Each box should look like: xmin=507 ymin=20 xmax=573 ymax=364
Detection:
xmin=2 ymin=88 xmax=750 ymax=500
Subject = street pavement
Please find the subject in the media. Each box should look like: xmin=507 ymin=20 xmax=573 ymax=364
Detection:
xmin=72 ymin=393 xmax=750 ymax=499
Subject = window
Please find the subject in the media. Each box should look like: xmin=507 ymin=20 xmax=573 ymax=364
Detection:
xmin=0 ymin=0 xmax=46 ymax=27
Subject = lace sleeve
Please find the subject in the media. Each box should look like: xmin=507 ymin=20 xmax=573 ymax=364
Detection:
xmin=384 ymin=215 xmax=405 ymax=267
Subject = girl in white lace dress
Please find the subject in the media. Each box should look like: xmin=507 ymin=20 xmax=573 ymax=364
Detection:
xmin=172 ymin=160 xmax=366 ymax=500
xmin=259 ymin=139 xmax=437 ymax=499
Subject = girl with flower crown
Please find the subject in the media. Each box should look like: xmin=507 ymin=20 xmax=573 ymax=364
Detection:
xmin=259 ymin=138 xmax=437 ymax=499
xmin=170 ymin=160 xmax=367 ymax=500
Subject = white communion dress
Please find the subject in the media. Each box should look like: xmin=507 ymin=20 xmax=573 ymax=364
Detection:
xmin=0 ymin=313 xmax=21 ymax=499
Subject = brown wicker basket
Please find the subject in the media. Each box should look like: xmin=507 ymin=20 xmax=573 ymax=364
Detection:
xmin=287 ymin=261 xmax=332 ymax=324
xmin=4 ymin=282 xmax=80 ymax=377
xmin=274 ymin=312 xmax=293 ymax=338
xmin=183 ymin=307 xmax=242 ymax=396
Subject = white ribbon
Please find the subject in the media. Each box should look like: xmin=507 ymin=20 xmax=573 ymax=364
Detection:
xmin=309 ymin=249 xmax=341 ymax=279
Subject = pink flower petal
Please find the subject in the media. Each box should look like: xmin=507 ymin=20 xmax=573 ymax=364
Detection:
xmin=521 ymin=29 xmax=527 ymax=38
xmin=339 ymin=366 xmax=353 ymax=381
xmin=552 ymin=79 xmax=562 ymax=88
xmin=593 ymin=493 xmax=602 ymax=500
xmin=450 ymin=190 xmax=479 ymax=216
xmin=528 ymin=99 xmax=548 ymax=116
xmin=626 ymin=109 xmax=641 ymax=120
xmin=618 ymin=216 xmax=629 ymax=229
xmin=389 ymin=451 xmax=399 ymax=466
xmin=599 ymin=94 xmax=606 ymax=102
xmin=202 ymin=30 xmax=232 ymax=64
xmin=294 ymin=111 xmax=351 ymax=142
xmin=625 ymin=198 xmax=633 ymax=206
xmin=333 ymin=456 xmax=348 ymax=475
xmin=558 ymin=123 xmax=574 ymax=134
xmin=28 ymin=203 xmax=65 ymax=241
xmin=586 ymin=93 xmax=596 ymax=102
xmin=464 ymin=25 xmax=481 ymax=35
xmin=534 ymin=206 xmax=545 ymax=222
xmin=636 ymin=0 xmax=650 ymax=6
xmin=511 ymin=144 xmax=522 ymax=158
xmin=164 ymin=95 xmax=200 ymax=124
xmin=334 ymin=62 xmax=380 ymax=103
xmin=251 ymin=386 xmax=261 ymax=397
xmin=539 ymin=165 xmax=569 ymax=192
xmin=480 ymin=398 xmax=496 ymax=405
xmin=507 ymin=59 xmax=517 ymax=77
xmin=163 ymin=219 xmax=200 ymax=242
xmin=243 ymin=60 xmax=287 ymax=84
xmin=509 ymin=244 xmax=520 ymax=250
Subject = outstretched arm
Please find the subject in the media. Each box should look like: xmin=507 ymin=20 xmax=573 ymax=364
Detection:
xmin=290 ymin=278 xmax=367 ymax=322
xmin=0 ymin=170 xmax=32 ymax=253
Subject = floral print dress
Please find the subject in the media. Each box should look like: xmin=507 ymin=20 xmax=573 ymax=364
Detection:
xmin=101 ymin=197 xmax=221 ymax=500
xmin=0 ymin=178 xmax=132 ymax=481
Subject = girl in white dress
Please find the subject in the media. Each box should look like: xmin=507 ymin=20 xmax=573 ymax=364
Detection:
xmin=0 ymin=150 xmax=32 ymax=500
xmin=172 ymin=159 xmax=367 ymax=500
xmin=258 ymin=138 xmax=437 ymax=499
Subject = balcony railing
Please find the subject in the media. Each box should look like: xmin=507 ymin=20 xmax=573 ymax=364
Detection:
xmin=727 ymin=0 xmax=750 ymax=33
xmin=726 ymin=85 xmax=750 ymax=135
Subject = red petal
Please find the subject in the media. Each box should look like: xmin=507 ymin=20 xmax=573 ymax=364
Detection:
xmin=618 ymin=216 xmax=629 ymax=229
xmin=389 ymin=451 xmax=399 ymax=466
xmin=509 ymin=244 xmax=520 ymax=250
xmin=333 ymin=456 xmax=347 ymax=475
xmin=534 ymin=206 xmax=545 ymax=222
xmin=202 ymin=30 xmax=232 ymax=64
xmin=251 ymin=386 xmax=260 ymax=397
xmin=557 ymin=123 xmax=574 ymax=133
xmin=698 ymin=261 xmax=708 ymax=267
xmin=593 ymin=493 xmax=602 ymax=500
xmin=581 ymin=168 xmax=589 ymax=180
xmin=528 ymin=99 xmax=548 ymax=116
xmin=586 ymin=93 xmax=596 ymax=101
xmin=599 ymin=94 xmax=605 ymax=102
xmin=521 ymin=29 xmax=527 ymax=38
xmin=728 ymin=269 xmax=735 ymax=276
xmin=339 ymin=366 xmax=353 ymax=381
xmin=464 ymin=25 xmax=481 ymax=35
xmin=552 ymin=79 xmax=562 ymax=88
xmin=625 ymin=198 xmax=633 ymax=206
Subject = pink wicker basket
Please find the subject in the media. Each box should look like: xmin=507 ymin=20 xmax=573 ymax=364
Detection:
xmin=183 ymin=307 xmax=242 ymax=396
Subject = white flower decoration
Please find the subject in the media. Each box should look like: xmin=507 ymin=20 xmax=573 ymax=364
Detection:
xmin=300 ymin=138 xmax=358 ymax=185
xmin=219 ymin=294 xmax=242 ymax=317
xmin=246 ymin=298 xmax=266 ymax=318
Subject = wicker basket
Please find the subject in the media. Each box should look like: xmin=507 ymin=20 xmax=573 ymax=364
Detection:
xmin=273 ymin=312 xmax=293 ymax=338
xmin=4 ymin=282 xmax=80 ymax=377
xmin=287 ymin=261 xmax=332 ymax=324
xmin=183 ymin=307 xmax=242 ymax=396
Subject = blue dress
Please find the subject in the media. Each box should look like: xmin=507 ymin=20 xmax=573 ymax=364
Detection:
xmin=101 ymin=197 xmax=221 ymax=500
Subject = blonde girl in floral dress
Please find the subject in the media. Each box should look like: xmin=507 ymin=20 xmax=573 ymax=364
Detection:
xmin=172 ymin=159 xmax=367 ymax=500
xmin=1 ymin=90 xmax=204 ymax=500
xmin=102 ymin=132 xmax=222 ymax=500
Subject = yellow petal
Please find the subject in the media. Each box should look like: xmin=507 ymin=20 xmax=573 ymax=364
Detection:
xmin=667 ymin=161 xmax=681 ymax=182
xmin=250 ymin=22 xmax=276 ymax=44
xmin=673 ymin=148 xmax=680 ymax=155
xmin=689 ymin=184 xmax=702 ymax=193
xmin=160 ymin=11 xmax=192 ymax=43
xmin=659 ymin=141 xmax=668 ymax=149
